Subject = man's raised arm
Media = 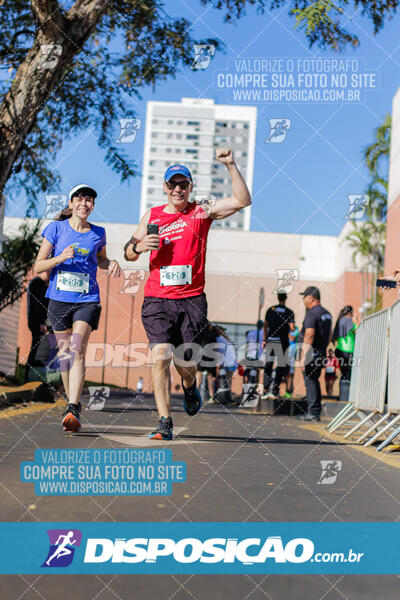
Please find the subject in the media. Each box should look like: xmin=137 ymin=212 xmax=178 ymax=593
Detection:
xmin=209 ymin=148 xmax=251 ymax=221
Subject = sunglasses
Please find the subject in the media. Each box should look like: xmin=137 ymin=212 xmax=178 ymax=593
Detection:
xmin=166 ymin=179 xmax=191 ymax=190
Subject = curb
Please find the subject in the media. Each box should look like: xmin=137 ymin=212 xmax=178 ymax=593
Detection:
xmin=0 ymin=382 xmax=54 ymax=409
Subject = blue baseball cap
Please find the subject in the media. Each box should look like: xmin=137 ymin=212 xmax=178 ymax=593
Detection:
xmin=164 ymin=165 xmax=192 ymax=182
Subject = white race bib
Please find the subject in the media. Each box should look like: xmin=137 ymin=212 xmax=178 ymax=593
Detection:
xmin=326 ymin=366 xmax=335 ymax=373
xmin=160 ymin=265 xmax=192 ymax=286
xmin=56 ymin=270 xmax=89 ymax=293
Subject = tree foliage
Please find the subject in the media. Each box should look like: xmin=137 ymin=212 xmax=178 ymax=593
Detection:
xmin=344 ymin=114 xmax=391 ymax=311
xmin=0 ymin=0 xmax=398 ymax=214
xmin=0 ymin=220 xmax=42 ymax=311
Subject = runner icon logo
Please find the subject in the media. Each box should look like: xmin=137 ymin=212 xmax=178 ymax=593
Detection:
xmin=265 ymin=119 xmax=291 ymax=143
xmin=88 ymin=386 xmax=110 ymax=410
xmin=116 ymin=118 xmax=142 ymax=143
xmin=274 ymin=269 xmax=299 ymax=294
xmin=346 ymin=194 xmax=369 ymax=219
xmin=192 ymin=44 xmax=215 ymax=70
xmin=42 ymin=529 xmax=82 ymax=567
xmin=317 ymin=460 xmax=342 ymax=485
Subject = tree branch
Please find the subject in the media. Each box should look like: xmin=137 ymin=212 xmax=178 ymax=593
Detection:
xmin=30 ymin=0 xmax=66 ymax=35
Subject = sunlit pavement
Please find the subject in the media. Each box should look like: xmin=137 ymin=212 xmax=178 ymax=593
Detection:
xmin=1 ymin=392 xmax=399 ymax=599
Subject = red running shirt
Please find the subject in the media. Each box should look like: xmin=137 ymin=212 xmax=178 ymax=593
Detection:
xmin=144 ymin=202 xmax=213 ymax=299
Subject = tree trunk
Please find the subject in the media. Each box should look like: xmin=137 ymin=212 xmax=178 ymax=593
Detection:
xmin=0 ymin=0 xmax=109 ymax=209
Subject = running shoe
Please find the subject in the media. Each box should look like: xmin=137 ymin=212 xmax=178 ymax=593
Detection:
xmin=149 ymin=416 xmax=173 ymax=440
xmin=262 ymin=391 xmax=278 ymax=400
xmin=62 ymin=402 xmax=81 ymax=432
xmin=283 ymin=392 xmax=292 ymax=399
xmin=182 ymin=379 xmax=202 ymax=416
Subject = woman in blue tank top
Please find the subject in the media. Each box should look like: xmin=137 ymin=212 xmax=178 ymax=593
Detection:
xmin=35 ymin=184 xmax=121 ymax=432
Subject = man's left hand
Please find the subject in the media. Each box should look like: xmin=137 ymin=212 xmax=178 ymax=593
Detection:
xmin=108 ymin=260 xmax=121 ymax=278
xmin=216 ymin=148 xmax=234 ymax=166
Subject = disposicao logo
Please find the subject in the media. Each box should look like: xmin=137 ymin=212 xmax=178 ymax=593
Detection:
xmin=42 ymin=529 xmax=82 ymax=568
xmin=83 ymin=536 xmax=314 ymax=564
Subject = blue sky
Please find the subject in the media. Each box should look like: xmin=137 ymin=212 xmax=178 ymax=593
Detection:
xmin=6 ymin=0 xmax=400 ymax=236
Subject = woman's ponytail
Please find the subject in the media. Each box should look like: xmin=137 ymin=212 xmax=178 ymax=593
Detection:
xmin=56 ymin=207 xmax=72 ymax=221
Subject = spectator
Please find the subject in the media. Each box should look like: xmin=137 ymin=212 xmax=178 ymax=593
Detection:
xmin=136 ymin=376 xmax=144 ymax=394
xmin=26 ymin=272 xmax=49 ymax=380
xmin=215 ymin=326 xmax=237 ymax=389
xmin=297 ymin=286 xmax=332 ymax=422
xmin=285 ymin=324 xmax=299 ymax=399
xmin=324 ymin=348 xmax=340 ymax=397
xmin=26 ymin=321 xmax=62 ymax=389
xmin=242 ymin=320 xmax=264 ymax=388
xmin=196 ymin=322 xmax=219 ymax=401
xmin=332 ymin=305 xmax=358 ymax=402
xmin=263 ymin=292 xmax=295 ymax=399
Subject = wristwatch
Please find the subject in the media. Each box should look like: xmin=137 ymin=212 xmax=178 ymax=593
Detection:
xmin=132 ymin=241 xmax=142 ymax=255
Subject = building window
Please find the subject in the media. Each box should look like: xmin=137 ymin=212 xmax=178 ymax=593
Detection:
xmin=187 ymin=121 xmax=200 ymax=126
xmin=244 ymin=123 xmax=249 ymax=129
xmin=186 ymin=149 xmax=198 ymax=154
xmin=152 ymin=119 xmax=158 ymax=124
xmin=167 ymin=119 xmax=174 ymax=125
xmin=151 ymin=132 xmax=158 ymax=138
xmin=187 ymin=134 xmax=199 ymax=140
xmin=177 ymin=120 xmax=183 ymax=125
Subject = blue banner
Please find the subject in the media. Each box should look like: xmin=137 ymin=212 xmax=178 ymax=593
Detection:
xmin=0 ymin=522 xmax=399 ymax=574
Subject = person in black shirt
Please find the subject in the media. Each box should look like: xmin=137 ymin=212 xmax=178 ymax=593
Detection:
xmin=262 ymin=292 xmax=295 ymax=399
xmin=297 ymin=286 xmax=332 ymax=421
xmin=26 ymin=273 xmax=49 ymax=380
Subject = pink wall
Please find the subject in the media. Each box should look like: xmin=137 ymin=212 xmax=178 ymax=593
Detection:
xmin=17 ymin=267 xmax=365 ymax=399
xmin=383 ymin=196 xmax=400 ymax=309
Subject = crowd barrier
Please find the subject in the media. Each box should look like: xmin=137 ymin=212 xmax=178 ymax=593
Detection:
xmin=327 ymin=302 xmax=400 ymax=451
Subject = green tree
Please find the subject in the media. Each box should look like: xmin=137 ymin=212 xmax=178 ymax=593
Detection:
xmin=344 ymin=115 xmax=390 ymax=312
xmin=0 ymin=220 xmax=42 ymax=311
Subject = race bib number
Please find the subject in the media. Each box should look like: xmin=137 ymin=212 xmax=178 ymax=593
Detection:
xmin=326 ymin=366 xmax=335 ymax=373
xmin=160 ymin=265 xmax=192 ymax=286
xmin=56 ymin=270 xmax=89 ymax=293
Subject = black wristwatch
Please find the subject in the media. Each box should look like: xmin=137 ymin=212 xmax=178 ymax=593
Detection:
xmin=132 ymin=241 xmax=142 ymax=255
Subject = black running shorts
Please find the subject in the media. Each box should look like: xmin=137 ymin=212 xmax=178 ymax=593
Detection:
xmin=141 ymin=293 xmax=208 ymax=349
xmin=47 ymin=299 xmax=102 ymax=331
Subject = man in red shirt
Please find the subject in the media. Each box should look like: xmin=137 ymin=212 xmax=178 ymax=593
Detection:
xmin=124 ymin=148 xmax=251 ymax=440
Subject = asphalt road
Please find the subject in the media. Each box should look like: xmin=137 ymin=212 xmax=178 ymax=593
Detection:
xmin=1 ymin=391 xmax=399 ymax=599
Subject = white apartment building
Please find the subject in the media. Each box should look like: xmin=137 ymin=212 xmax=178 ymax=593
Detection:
xmin=140 ymin=98 xmax=257 ymax=230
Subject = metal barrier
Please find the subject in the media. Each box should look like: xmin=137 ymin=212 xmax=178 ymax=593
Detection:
xmin=356 ymin=308 xmax=390 ymax=413
xmin=328 ymin=320 xmax=364 ymax=433
xmin=327 ymin=309 xmax=390 ymax=438
xmin=388 ymin=298 xmax=400 ymax=414
xmin=363 ymin=299 xmax=400 ymax=450
xmin=326 ymin=299 xmax=400 ymax=450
